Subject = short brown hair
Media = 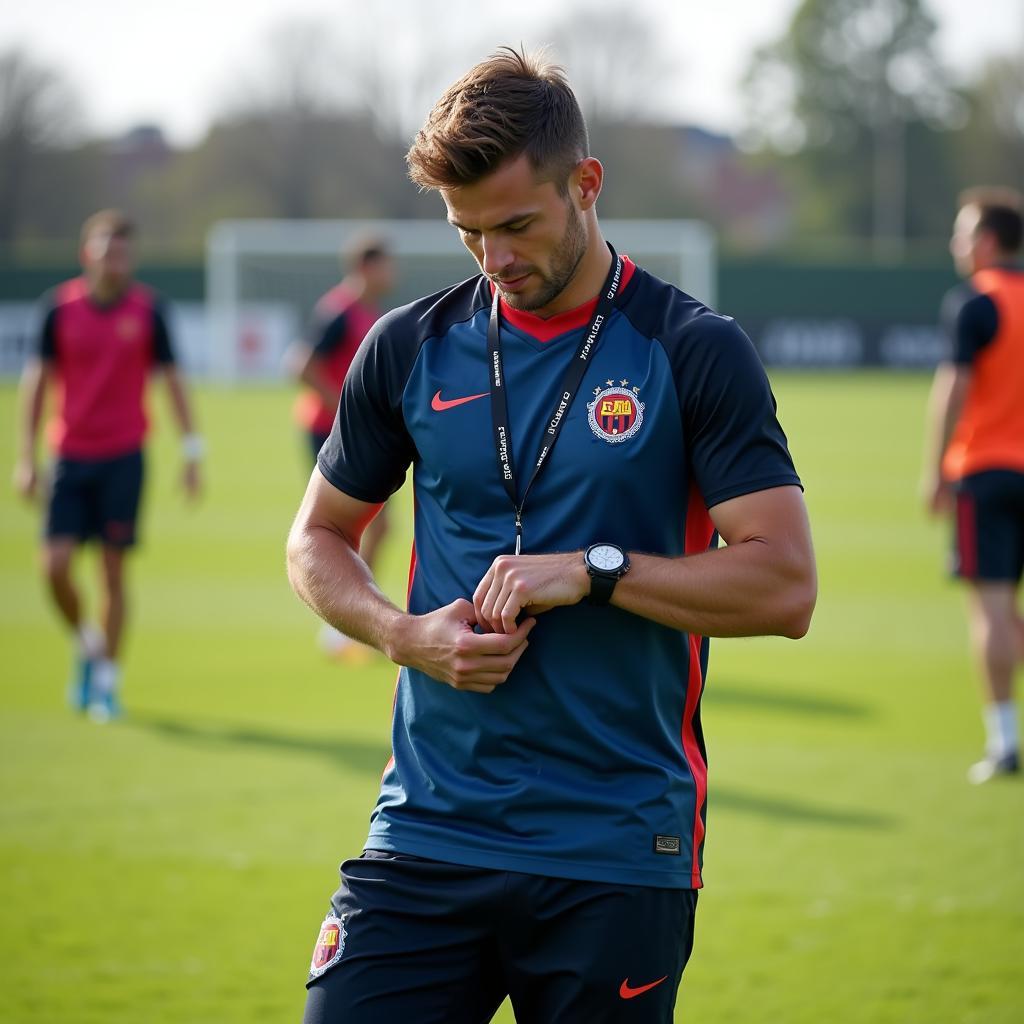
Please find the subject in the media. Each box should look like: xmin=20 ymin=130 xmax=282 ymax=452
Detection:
xmin=958 ymin=186 xmax=1023 ymax=254
xmin=344 ymin=234 xmax=391 ymax=272
xmin=80 ymin=209 xmax=135 ymax=247
xmin=406 ymin=47 xmax=588 ymax=193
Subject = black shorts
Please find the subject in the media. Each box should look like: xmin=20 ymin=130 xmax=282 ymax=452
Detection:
xmin=302 ymin=851 xmax=698 ymax=1024
xmin=45 ymin=449 xmax=145 ymax=548
xmin=952 ymin=470 xmax=1024 ymax=582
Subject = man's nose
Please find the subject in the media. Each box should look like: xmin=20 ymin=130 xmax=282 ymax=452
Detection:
xmin=480 ymin=236 xmax=515 ymax=278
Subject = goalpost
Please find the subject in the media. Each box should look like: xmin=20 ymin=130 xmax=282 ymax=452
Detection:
xmin=205 ymin=219 xmax=716 ymax=381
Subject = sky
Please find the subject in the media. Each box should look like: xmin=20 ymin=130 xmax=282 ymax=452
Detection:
xmin=3 ymin=0 xmax=1023 ymax=145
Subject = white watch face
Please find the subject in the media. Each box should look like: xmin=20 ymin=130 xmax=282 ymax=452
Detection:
xmin=589 ymin=544 xmax=624 ymax=572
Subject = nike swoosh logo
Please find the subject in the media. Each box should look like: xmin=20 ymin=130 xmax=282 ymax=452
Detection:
xmin=431 ymin=390 xmax=488 ymax=412
xmin=619 ymin=976 xmax=668 ymax=1000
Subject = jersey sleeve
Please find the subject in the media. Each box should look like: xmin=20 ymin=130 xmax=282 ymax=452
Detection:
xmin=940 ymin=285 xmax=998 ymax=365
xmin=316 ymin=309 xmax=417 ymax=503
xmin=152 ymin=300 xmax=177 ymax=365
xmin=671 ymin=315 xmax=802 ymax=509
xmin=309 ymin=309 xmax=349 ymax=359
xmin=34 ymin=289 xmax=59 ymax=361
xmin=37 ymin=307 xmax=58 ymax=361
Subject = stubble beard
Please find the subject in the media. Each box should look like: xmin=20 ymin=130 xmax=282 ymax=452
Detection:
xmin=499 ymin=201 xmax=588 ymax=313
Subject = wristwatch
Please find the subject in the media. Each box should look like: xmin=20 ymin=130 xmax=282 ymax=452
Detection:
xmin=584 ymin=543 xmax=631 ymax=606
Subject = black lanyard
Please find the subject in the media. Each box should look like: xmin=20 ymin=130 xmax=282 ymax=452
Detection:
xmin=488 ymin=245 xmax=623 ymax=555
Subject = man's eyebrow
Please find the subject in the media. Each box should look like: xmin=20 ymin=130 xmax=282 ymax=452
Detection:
xmin=447 ymin=213 xmax=535 ymax=232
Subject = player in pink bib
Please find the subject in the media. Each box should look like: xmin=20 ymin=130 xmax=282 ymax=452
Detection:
xmin=13 ymin=210 xmax=203 ymax=719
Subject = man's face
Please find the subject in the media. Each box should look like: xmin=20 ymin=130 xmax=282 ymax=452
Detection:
xmin=949 ymin=205 xmax=995 ymax=277
xmin=81 ymin=229 xmax=134 ymax=283
xmin=363 ymin=254 xmax=395 ymax=298
xmin=441 ymin=153 xmax=587 ymax=316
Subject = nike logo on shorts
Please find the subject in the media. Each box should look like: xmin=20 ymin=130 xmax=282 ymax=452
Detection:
xmin=431 ymin=390 xmax=488 ymax=412
xmin=619 ymin=976 xmax=668 ymax=1000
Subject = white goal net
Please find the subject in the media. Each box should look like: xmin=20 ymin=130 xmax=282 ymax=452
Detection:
xmin=205 ymin=219 xmax=716 ymax=381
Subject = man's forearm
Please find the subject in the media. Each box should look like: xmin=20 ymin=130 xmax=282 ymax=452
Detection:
xmin=924 ymin=365 xmax=968 ymax=481
xmin=612 ymin=541 xmax=815 ymax=640
xmin=164 ymin=368 xmax=197 ymax=435
xmin=286 ymin=518 xmax=407 ymax=657
xmin=18 ymin=361 xmax=46 ymax=459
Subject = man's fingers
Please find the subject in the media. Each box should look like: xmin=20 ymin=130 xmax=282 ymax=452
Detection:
xmin=472 ymin=565 xmax=495 ymax=617
xmin=453 ymin=617 xmax=535 ymax=656
xmin=446 ymin=618 xmax=536 ymax=690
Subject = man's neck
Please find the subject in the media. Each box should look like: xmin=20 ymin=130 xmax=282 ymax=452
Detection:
xmin=88 ymin=274 xmax=129 ymax=305
xmin=536 ymin=228 xmax=612 ymax=318
xmin=344 ymin=273 xmax=373 ymax=304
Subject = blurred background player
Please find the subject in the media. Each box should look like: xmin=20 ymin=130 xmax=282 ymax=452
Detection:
xmin=286 ymin=237 xmax=395 ymax=657
xmin=12 ymin=209 xmax=202 ymax=720
xmin=922 ymin=187 xmax=1024 ymax=783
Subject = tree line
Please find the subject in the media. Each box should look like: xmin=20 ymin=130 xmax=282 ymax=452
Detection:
xmin=1 ymin=0 xmax=1021 ymax=259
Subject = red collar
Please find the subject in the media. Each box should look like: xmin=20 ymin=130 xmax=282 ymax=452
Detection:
xmin=493 ymin=255 xmax=636 ymax=342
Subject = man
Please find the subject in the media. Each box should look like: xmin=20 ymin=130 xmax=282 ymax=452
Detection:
xmin=287 ymin=49 xmax=816 ymax=1023
xmin=13 ymin=209 xmax=202 ymax=720
xmin=922 ymin=187 xmax=1024 ymax=784
xmin=286 ymin=238 xmax=395 ymax=657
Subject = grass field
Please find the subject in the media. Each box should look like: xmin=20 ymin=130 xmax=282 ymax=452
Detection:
xmin=1 ymin=374 xmax=1022 ymax=1023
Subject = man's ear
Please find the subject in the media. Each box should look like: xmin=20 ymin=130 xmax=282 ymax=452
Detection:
xmin=574 ymin=157 xmax=604 ymax=212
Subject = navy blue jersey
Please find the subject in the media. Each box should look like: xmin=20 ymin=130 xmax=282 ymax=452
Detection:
xmin=318 ymin=257 xmax=802 ymax=889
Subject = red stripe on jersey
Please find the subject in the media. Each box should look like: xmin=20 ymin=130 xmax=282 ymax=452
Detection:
xmin=681 ymin=483 xmax=715 ymax=887
xmin=956 ymin=491 xmax=978 ymax=578
xmin=383 ymin=537 xmax=418 ymax=780
xmin=406 ymin=539 xmax=418 ymax=606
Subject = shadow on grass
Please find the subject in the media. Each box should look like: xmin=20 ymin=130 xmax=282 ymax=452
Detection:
xmin=705 ymin=683 xmax=871 ymax=720
xmin=126 ymin=714 xmax=895 ymax=830
xmin=714 ymin=786 xmax=895 ymax=829
xmin=125 ymin=712 xmax=392 ymax=777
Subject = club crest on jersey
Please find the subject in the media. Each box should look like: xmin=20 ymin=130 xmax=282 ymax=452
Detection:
xmin=587 ymin=380 xmax=645 ymax=444
xmin=308 ymin=912 xmax=347 ymax=980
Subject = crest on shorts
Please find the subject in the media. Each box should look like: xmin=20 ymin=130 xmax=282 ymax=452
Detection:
xmin=588 ymin=380 xmax=645 ymax=444
xmin=308 ymin=911 xmax=347 ymax=980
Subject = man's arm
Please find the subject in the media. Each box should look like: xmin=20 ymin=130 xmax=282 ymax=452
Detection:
xmin=13 ymin=357 xmax=50 ymax=500
xmin=287 ymin=468 xmax=535 ymax=693
xmin=152 ymin=303 xmax=202 ymax=499
xmin=921 ymin=287 xmax=996 ymax=514
xmin=921 ymin=362 xmax=972 ymax=515
xmin=159 ymin=365 xmax=203 ymax=499
xmin=472 ymin=485 xmax=816 ymax=639
xmin=285 ymin=342 xmax=342 ymax=411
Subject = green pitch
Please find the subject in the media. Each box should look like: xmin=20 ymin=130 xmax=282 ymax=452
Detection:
xmin=1 ymin=375 xmax=1021 ymax=1023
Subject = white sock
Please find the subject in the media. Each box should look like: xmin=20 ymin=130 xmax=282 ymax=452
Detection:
xmin=76 ymin=624 xmax=105 ymax=660
xmin=983 ymin=701 xmax=1019 ymax=759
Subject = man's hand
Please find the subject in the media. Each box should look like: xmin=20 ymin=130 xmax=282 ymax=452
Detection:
xmin=183 ymin=460 xmax=202 ymax=501
xmin=13 ymin=457 xmax=38 ymax=501
xmin=389 ymin=598 xmax=536 ymax=693
xmin=473 ymin=552 xmax=589 ymax=634
xmin=922 ymin=473 xmax=955 ymax=517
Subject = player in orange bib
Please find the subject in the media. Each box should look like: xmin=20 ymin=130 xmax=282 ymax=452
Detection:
xmin=922 ymin=187 xmax=1024 ymax=783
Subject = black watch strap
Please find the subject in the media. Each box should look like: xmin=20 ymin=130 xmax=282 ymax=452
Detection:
xmin=587 ymin=573 xmax=618 ymax=606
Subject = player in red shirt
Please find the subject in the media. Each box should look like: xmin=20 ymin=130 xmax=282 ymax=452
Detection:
xmin=286 ymin=237 xmax=394 ymax=656
xmin=13 ymin=209 xmax=202 ymax=719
